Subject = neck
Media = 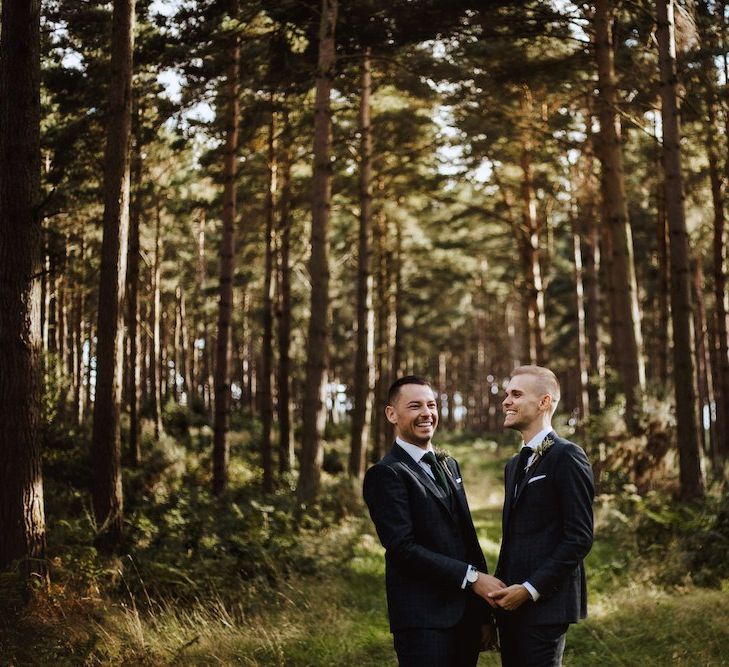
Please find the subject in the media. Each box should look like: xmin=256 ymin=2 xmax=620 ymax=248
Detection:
xmin=520 ymin=421 xmax=551 ymax=446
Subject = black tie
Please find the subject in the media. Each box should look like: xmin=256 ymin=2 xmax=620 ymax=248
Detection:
xmin=513 ymin=446 xmax=533 ymax=494
xmin=422 ymin=451 xmax=451 ymax=496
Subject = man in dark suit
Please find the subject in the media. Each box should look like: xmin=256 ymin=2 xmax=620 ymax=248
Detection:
xmin=363 ymin=375 xmax=505 ymax=666
xmin=489 ymin=365 xmax=594 ymax=667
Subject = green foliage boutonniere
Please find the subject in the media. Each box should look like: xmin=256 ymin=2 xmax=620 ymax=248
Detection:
xmin=435 ymin=448 xmax=451 ymax=463
xmin=535 ymin=436 xmax=555 ymax=458
xmin=435 ymin=448 xmax=454 ymax=480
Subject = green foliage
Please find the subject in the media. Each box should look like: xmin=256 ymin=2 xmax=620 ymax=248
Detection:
xmin=161 ymin=397 xmax=192 ymax=443
xmin=593 ymin=485 xmax=729 ymax=590
xmin=125 ymin=485 xmax=315 ymax=606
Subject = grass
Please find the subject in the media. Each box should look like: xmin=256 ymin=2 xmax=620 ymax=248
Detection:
xmin=2 ymin=434 xmax=728 ymax=665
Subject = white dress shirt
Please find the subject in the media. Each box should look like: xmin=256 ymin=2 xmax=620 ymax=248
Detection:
xmin=518 ymin=424 xmax=553 ymax=602
xmin=395 ymin=437 xmax=438 ymax=480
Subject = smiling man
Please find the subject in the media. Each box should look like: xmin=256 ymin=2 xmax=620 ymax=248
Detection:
xmin=363 ymin=376 xmax=505 ymax=666
xmin=490 ymin=365 xmax=594 ymax=667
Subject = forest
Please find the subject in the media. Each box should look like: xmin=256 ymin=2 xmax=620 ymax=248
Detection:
xmin=1 ymin=0 xmax=729 ymax=664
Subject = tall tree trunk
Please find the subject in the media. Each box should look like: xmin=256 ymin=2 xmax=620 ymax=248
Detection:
xmin=349 ymin=49 xmax=375 ymax=479
xmin=593 ymin=0 xmax=646 ymax=428
xmin=84 ymin=321 xmax=94 ymax=419
xmin=519 ymin=88 xmax=546 ymax=365
xmin=74 ymin=236 xmax=86 ymax=425
xmin=260 ymin=109 xmax=276 ymax=493
xmin=571 ymin=203 xmax=590 ymax=422
xmin=149 ymin=198 xmax=163 ymax=439
xmin=91 ymin=0 xmax=135 ymax=552
xmin=212 ymin=0 xmax=240 ymax=495
xmin=177 ymin=286 xmax=192 ymax=401
xmin=698 ymin=0 xmax=729 ymax=458
xmin=56 ymin=252 xmax=68 ymax=383
xmin=276 ymin=109 xmax=294 ymax=475
xmin=391 ymin=217 xmax=403 ymax=382
xmin=126 ymin=143 xmax=142 ymax=466
xmin=41 ymin=247 xmax=49 ymax=353
xmin=655 ymin=0 xmax=704 ymax=499
xmin=0 ymin=0 xmax=47 ymax=582
xmin=692 ymin=259 xmax=716 ymax=460
xmin=296 ymin=0 xmax=337 ymax=507
xmin=192 ymin=210 xmax=206 ymax=407
xmin=371 ymin=212 xmax=389 ymax=463
xmin=580 ymin=129 xmax=605 ymax=410
xmin=655 ymin=121 xmax=671 ymax=389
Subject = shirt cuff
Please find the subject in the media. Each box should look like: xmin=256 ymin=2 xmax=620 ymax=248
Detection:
xmin=461 ymin=565 xmax=473 ymax=589
xmin=522 ymin=581 xmax=540 ymax=601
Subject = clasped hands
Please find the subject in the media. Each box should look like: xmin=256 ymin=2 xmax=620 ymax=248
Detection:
xmin=472 ymin=573 xmax=531 ymax=611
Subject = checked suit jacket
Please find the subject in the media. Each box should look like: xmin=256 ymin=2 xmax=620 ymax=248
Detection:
xmin=495 ymin=431 xmax=595 ymax=626
xmin=363 ymin=442 xmax=491 ymax=632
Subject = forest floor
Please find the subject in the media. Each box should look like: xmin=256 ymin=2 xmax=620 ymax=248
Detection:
xmin=2 ymin=434 xmax=729 ymax=666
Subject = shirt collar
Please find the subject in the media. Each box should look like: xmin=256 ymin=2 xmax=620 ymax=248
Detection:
xmin=395 ymin=436 xmax=434 ymax=463
xmin=523 ymin=425 xmax=554 ymax=451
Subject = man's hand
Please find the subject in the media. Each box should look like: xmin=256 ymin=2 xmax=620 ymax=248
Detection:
xmin=488 ymin=584 xmax=531 ymax=611
xmin=471 ymin=573 xmax=506 ymax=608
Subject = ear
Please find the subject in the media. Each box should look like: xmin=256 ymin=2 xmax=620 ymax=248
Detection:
xmin=540 ymin=394 xmax=552 ymax=413
xmin=385 ymin=405 xmax=398 ymax=425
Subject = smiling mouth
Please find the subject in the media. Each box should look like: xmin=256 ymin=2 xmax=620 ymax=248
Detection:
xmin=416 ymin=421 xmax=433 ymax=427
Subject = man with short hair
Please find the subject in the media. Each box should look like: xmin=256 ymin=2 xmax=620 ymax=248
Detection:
xmin=363 ymin=375 xmax=504 ymax=666
xmin=490 ymin=365 xmax=594 ymax=666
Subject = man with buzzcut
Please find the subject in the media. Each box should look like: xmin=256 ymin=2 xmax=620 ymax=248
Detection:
xmin=363 ymin=375 xmax=504 ymax=666
xmin=490 ymin=365 xmax=595 ymax=667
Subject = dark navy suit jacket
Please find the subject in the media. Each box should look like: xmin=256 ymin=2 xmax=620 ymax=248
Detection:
xmin=495 ymin=432 xmax=594 ymax=626
xmin=363 ymin=443 xmax=491 ymax=631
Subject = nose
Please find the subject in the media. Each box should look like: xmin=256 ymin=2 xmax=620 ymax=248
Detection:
xmin=502 ymin=394 xmax=511 ymax=407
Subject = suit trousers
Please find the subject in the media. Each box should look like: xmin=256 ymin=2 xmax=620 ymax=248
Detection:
xmin=498 ymin=613 xmax=568 ymax=667
xmin=392 ymin=608 xmax=482 ymax=667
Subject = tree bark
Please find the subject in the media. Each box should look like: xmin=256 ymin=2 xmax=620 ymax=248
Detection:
xmin=519 ymin=88 xmax=546 ymax=365
xmin=698 ymin=0 xmax=729 ymax=458
xmin=212 ymin=0 xmax=240 ymax=495
xmin=177 ymin=286 xmax=192 ymax=402
xmin=571 ymin=202 xmax=590 ymax=422
xmin=691 ymin=259 xmax=716 ymax=460
xmin=656 ymin=174 xmax=670 ymax=387
xmin=655 ymin=0 xmax=704 ymax=499
xmin=296 ymin=0 xmax=337 ymax=507
xmin=593 ymin=0 xmax=646 ymax=428
xmin=126 ymin=142 xmax=142 ymax=466
xmin=149 ymin=198 xmax=163 ymax=439
xmin=349 ymin=49 xmax=375 ymax=479
xmin=260 ymin=109 xmax=276 ymax=492
xmin=579 ymin=129 xmax=605 ymax=410
xmin=0 ymin=0 xmax=47 ymax=581
xmin=371 ymin=212 xmax=389 ymax=463
xmin=276 ymin=109 xmax=294 ymax=475
xmin=91 ymin=0 xmax=135 ymax=552
xmin=74 ymin=236 xmax=86 ymax=425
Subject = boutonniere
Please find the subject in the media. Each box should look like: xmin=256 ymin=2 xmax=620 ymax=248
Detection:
xmin=534 ymin=436 xmax=555 ymax=459
xmin=435 ymin=448 xmax=451 ymax=463
xmin=435 ymin=448 xmax=455 ymax=479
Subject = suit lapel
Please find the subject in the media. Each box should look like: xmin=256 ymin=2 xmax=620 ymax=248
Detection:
xmin=503 ymin=456 xmax=519 ymax=527
xmin=391 ymin=443 xmax=453 ymax=514
xmin=444 ymin=458 xmax=469 ymax=515
xmin=512 ymin=432 xmax=556 ymax=507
